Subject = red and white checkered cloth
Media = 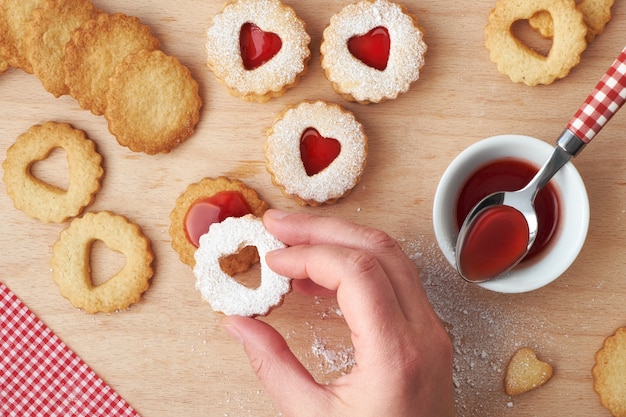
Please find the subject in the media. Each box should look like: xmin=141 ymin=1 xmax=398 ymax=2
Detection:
xmin=1 ymin=282 xmax=140 ymax=417
xmin=568 ymin=46 xmax=626 ymax=143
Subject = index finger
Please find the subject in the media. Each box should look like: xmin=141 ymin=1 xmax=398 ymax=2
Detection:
xmin=263 ymin=210 xmax=431 ymax=319
xmin=265 ymin=243 xmax=407 ymax=353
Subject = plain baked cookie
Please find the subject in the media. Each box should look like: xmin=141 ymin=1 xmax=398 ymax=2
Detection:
xmin=593 ymin=327 xmax=626 ymax=417
xmin=484 ymin=0 xmax=588 ymax=86
xmin=51 ymin=211 xmax=154 ymax=313
xmin=169 ymin=176 xmax=268 ymax=271
xmin=104 ymin=49 xmax=202 ymax=154
xmin=194 ymin=215 xmax=290 ymax=317
xmin=63 ymin=12 xmax=160 ymax=115
xmin=0 ymin=0 xmax=46 ymax=73
xmin=320 ymin=0 xmax=427 ymax=104
xmin=25 ymin=0 xmax=99 ymax=97
xmin=529 ymin=0 xmax=614 ymax=43
xmin=2 ymin=121 xmax=103 ymax=223
xmin=206 ymin=0 xmax=311 ymax=102
xmin=504 ymin=347 xmax=554 ymax=396
xmin=265 ymin=100 xmax=368 ymax=206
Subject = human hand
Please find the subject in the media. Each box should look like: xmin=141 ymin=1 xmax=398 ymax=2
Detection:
xmin=221 ymin=209 xmax=456 ymax=417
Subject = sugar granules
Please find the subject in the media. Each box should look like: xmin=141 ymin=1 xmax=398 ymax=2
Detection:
xmin=401 ymin=236 xmax=551 ymax=416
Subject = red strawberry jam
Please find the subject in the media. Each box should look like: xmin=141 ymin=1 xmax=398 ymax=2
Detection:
xmin=347 ymin=26 xmax=390 ymax=71
xmin=184 ymin=191 xmax=252 ymax=247
xmin=456 ymin=158 xmax=559 ymax=264
xmin=300 ymin=128 xmax=341 ymax=176
xmin=457 ymin=205 xmax=530 ymax=282
xmin=239 ymin=22 xmax=282 ymax=70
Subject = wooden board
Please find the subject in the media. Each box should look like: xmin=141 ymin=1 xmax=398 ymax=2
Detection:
xmin=1 ymin=1 xmax=625 ymax=416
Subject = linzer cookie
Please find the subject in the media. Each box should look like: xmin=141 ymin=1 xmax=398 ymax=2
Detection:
xmin=206 ymin=0 xmax=311 ymax=102
xmin=320 ymin=0 xmax=427 ymax=103
xmin=265 ymin=100 xmax=368 ymax=206
xmin=169 ymin=177 xmax=268 ymax=272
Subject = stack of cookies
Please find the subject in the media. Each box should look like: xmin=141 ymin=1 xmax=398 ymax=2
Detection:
xmin=0 ymin=0 xmax=202 ymax=154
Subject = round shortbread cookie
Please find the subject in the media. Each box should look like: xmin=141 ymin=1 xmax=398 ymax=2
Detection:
xmin=51 ymin=211 xmax=154 ymax=313
xmin=105 ymin=49 xmax=202 ymax=154
xmin=206 ymin=0 xmax=311 ymax=102
xmin=25 ymin=0 xmax=99 ymax=97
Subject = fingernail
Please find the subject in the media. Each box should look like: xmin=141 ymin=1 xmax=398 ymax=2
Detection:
xmin=266 ymin=209 xmax=289 ymax=220
xmin=222 ymin=323 xmax=243 ymax=345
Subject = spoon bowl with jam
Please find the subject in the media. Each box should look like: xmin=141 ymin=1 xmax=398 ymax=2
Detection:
xmin=433 ymin=134 xmax=589 ymax=294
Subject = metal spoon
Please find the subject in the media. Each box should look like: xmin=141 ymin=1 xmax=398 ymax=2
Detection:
xmin=456 ymin=46 xmax=626 ymax=283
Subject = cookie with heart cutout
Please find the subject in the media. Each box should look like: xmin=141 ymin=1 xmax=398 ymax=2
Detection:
xmin=206 ymin=0 xmax=311 ymax=103
xmin=264 ymin=100 xmax=368 ymax=206
xmin=320 ymin=0 xmax=427 ymax=104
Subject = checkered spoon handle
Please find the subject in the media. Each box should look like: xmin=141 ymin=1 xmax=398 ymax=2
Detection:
xmin=567 ymin=46 xmax=626 ymax=144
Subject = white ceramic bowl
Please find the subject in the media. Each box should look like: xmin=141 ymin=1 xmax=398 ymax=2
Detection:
xmin=433 ymin=134 xmax=589 ymax=293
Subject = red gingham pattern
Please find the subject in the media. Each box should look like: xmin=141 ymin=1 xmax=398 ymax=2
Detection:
xmin=567 ymin=46 xmax=626 ymax=143
xmin=1 ymin=282 xmax=140 ymax=417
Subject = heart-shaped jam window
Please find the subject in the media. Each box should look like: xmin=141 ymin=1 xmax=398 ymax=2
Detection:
xmin=184 ymin=191 xmax=252 ymax=247
xmin=300 ymin=128 xmax=341 ymax=176
xmin=347 ymin=26 xmax=390 ymax=71
xmin=240 ymin=22 xmax=282 ymax=70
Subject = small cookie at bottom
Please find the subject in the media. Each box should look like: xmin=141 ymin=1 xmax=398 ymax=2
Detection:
xmin=265 ymin=100 xmax=367 ymax=206
xmin=51 ymin=211 xmax=154 ymax=313
xmin=2 ymin=122 xmax=103 ymax=223
xmin=194 ymin=215 xmax=290 ymax=317
xmin=504 ymin=347 xmax=554 ymax=396
xmin=105 ymin=49 xmax=202 ymax=154
xmin=593 ymin=327 xmax=626 ymax=417
xmin=169 ymin=177 xmax=268 ymax=271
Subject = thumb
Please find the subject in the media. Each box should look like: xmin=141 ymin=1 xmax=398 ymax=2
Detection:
xmin=221 ymin=315 xmax=331 ymax=417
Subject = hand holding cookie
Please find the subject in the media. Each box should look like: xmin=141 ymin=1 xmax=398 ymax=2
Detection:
xmin=221 ymin=210 xmax=456 ymax=417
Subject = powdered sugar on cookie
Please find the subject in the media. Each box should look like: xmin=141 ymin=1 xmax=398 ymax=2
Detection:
xmin=265 ymin=100 xmax=368 ymax=205
xmin=321 ymin=0 xmax=427 ymax=103
xmin=206 ymin=0 xmax=310 ymax=101
xmin=193 ymin=215 xmax=290 ymax=317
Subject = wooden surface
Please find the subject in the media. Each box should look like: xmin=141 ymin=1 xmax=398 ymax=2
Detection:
xmin=1 ymin=1 xmax=625 ymax=416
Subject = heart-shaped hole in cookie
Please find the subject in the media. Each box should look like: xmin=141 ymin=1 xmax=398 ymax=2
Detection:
xmin=30 ymin=147 xmax=70 ymax=191
xmin=300 ymin=128 xmax=341 ymax=176
xmin=240 ymin=22 xmax=282 ymax=70
xmin=220 ymin=245 xmax=261 ymax=289
xmin=89 ymin=240 xmax=127 ymax=287
xmin=348 ymin=26 xmax=390 ymax=71
xmin=512 ymin=19 xmax=552 ymax=57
